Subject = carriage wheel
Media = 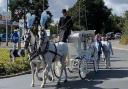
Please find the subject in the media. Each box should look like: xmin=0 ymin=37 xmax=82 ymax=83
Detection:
xmin=68 ymin=67 xmax=74 ymax=73
xmin=93 ymin=60 xmax=98 ymax=72
xmin=53 ymin=61 xmax=62 ymax=79
xmin=67 ymin=59 xmax=75 ymax=73
xmin=79 ymin=60 xmax=88 ymax=80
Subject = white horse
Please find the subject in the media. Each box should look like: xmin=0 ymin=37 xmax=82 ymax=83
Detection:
xmin=37 ymin=30 xmax=68 ymax=88
xmin=24 ymin=30 xmax=68 ymax=88
xmin=24 ymin=30 xmax=45 ymax=87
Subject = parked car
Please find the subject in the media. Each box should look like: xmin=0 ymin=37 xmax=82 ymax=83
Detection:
xmin=106 ymin=32 xmax=115 ymax=40
xmin=0 ymin=33 xmax=12 ymax=42
xmin=115 ymin=33 xmax=121 ymax=39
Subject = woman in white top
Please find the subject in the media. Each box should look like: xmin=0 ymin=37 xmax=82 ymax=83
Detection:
xmin=101 ymin=37 xmax=113 ymax=69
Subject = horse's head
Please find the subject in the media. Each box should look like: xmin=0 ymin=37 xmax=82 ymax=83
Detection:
xmin=24 ymin=30 xmax=37 ymax=54
xmin=24 ymin=30 xmax=31 ymax=49
xmin=38 ymin=28 xmax=48 ymax=46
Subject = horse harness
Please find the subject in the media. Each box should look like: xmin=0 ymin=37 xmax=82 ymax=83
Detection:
xmin=41 ymin=41 xmax=63 ymax=62
xmin=30 ymin=41 xmax=63 ymax=63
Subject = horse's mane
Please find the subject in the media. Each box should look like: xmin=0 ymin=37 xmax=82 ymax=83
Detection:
xmin=31 ymin=27 xmax=38 ymax=35
xmin=30 ymin=30 xmax=36 ymax=45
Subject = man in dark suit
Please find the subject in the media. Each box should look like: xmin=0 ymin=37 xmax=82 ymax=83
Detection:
xmin=58 ymin=9 xmax=73 ymax=42
xmin=94 ymin=34 xmax=102 ymax=68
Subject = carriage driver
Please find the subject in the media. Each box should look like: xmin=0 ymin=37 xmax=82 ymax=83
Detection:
xmin=58 ymin=9 xmax=73 ymax=42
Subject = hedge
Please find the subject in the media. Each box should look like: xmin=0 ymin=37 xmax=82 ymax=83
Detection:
xmin=120 ymin=34 xmax=128 ymax=45
xmin=0 ymin=48 xmax=30 ymax=76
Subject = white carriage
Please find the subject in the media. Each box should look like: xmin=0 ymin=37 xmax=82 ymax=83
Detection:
xmin=53 ymin=30 xmax=98 ymax=80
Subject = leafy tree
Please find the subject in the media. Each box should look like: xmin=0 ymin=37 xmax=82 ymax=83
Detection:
xmin=120 ymin=11 xmax=128 ymax=45
xmin=124 ymin=11 xmax=128 ymax=19
xmin=68 ymin=0 xmax=111 ymax=33
xmin=9 ymin=0 xmax=53 ymax=35
xmin=104 ymin=15 xmax=124 ymax=34
xmin=9 ymin=0 xmax=50 ymax=23
xmin=122 ymin=11 xmax=128 ymax=34
xmin=49 ymin=25 xmax=58 ymax=34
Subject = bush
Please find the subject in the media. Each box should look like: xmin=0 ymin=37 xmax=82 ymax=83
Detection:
xmin=120 ymin=34 xmax=128 ymax=45
xmin=0 ymin=48 xmax=30 ymax=76
xmin=3 ymin=60 xmax=30 ymax=75
xmin=0 ymin=63 xmax=6 ymax=75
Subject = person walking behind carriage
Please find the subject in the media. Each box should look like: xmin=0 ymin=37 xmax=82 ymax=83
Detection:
xmin=58 ymin=9 xmax=73 ymax=42
xmin=10 ymin=28 xmax=19 ymax=62
xmin=94 ymin=34 xmax=102 ymax=68
xmin=101 ymin=37 xmax=113 ymax=69
xmin=12 ymin=28 xmax=19 ymax=50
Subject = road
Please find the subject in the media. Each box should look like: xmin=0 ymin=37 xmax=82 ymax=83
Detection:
xmin=0 ymin=49 xmax=128 ymax=89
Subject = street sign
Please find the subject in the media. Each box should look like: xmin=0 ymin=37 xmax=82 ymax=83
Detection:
xmin=19 ymin=19 xmax=24 ymax=28
xmin=1 ymin=11 xmax=11 ymax=20
xmin=46 ymin=29 xmax=50 ymax=36
xmin=12 ymin=32 xmax=19 ymax=43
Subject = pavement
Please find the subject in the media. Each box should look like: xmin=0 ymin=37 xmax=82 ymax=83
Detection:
xmin=0 ymin=39 xmax=128 ymax=89
xmin=0 ymin=49 xmax=128 ymax=89
xmin=0 ymin=42 xmax=24 ymax=48
xmin=111 ymin=40 xmax=128 ymax=50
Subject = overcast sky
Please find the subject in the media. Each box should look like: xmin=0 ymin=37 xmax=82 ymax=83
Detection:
xmin=0 ymin=0 xmax=128 ymax=22
xmin=0 ymin=0 xmax=7 ymax=13
xmin=48 ymin=0 xmax=77 ymax=22
xmin=104 ymin=0 xmax=128 ymax=16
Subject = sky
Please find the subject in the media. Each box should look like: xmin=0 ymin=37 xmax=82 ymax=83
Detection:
xmin=104 ymin=0 xmax=128 ymax=16
xmin=48 ymin=0 xmax=77 ymax=22
xmin=0 ymin=0 xmax=7 ymax=14
xmin=0 ymin=0 xmax=128 ymax=22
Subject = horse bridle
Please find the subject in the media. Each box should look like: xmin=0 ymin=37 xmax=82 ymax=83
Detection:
xmin=24 ymin=32 xmax=37 ymax=54
xmin=24 ymin=32 xmax=31 ymax=44
xmin=39 ymin=30 xmax=47 ymax=43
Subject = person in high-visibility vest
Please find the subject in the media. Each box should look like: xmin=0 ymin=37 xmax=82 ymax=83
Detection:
xmin=12 ymin=29 xmax=19 ymax=50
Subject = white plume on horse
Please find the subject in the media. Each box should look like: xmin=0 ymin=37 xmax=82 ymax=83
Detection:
xmin=30 ymin=15 xmax=35 ymax=27
xmin=40 ymin=10 xmax=50 ymax=27
xmin=26 ymin=12 xmax=35 ymax=28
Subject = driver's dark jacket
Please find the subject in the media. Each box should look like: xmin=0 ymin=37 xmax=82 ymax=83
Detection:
xmin=58 ymin=15 xmax=73 ymax=38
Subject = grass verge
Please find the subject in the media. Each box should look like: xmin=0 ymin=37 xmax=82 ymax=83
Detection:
xmin=0 ymin=48 xmax=30 ymax=76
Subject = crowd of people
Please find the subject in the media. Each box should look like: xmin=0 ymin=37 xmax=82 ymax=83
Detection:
xmin=94 ymin=34 xmax=114 ymax=69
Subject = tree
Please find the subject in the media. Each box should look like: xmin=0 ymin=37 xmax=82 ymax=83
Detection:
xmin=104 ymin=15 xmax=124 ymax=33
xmin=122 ymin=11 xmax=128 ymax=34
xmin=68 ymin=0 xmax=111 ymax=33
xmin=120 ymin=11 xmax=128 ymax=45
xmin=9 ymin=0 xmax=53 ymax=35
xmin=9 ymin=0 xmax=49 ymax=22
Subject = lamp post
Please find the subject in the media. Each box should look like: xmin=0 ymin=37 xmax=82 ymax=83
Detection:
xmin=83 ymin=0 xmax=88 ymax=31
xmin=79 ymin=0 xmax=81 ymax=30
xmin=6 ymin=0 xmax=9 ymax=46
